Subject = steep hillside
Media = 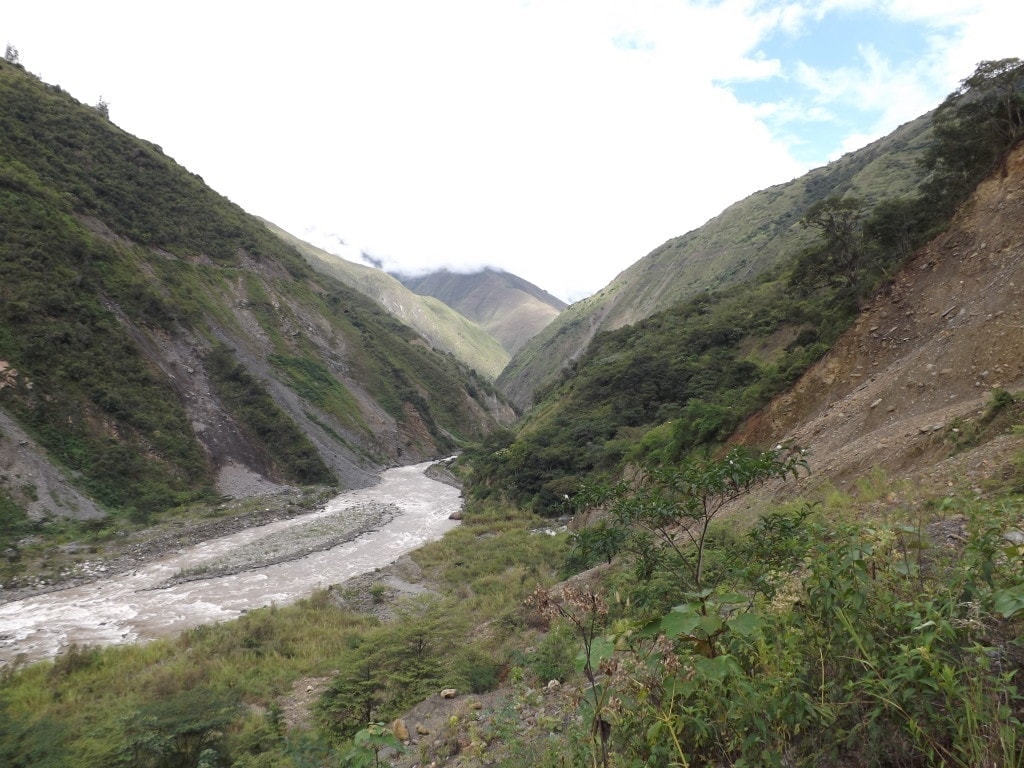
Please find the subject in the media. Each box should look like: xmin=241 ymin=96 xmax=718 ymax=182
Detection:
xmin=0 ymin=60 xmax=510 ymax=525
xmin=735 ymin=140 xmax=1024 ymax=498
xmin=264 ymin=224 xmax=513 ymax=380
xmin=397 ymin=268 xmax=566 ymax=356
xmin=499 ymin=114 xmax=933 ymax=408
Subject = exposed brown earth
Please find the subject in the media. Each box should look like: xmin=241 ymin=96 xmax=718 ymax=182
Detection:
xmin=735 ymin=142 xmax=1024 ymax=504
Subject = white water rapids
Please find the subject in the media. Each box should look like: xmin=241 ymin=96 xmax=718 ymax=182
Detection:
xmin=0 ymin=461 xmax=461 ymax=667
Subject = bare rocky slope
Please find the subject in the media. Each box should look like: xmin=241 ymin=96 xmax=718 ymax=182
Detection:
xmin=734 ymin=141 xmax=1024 ymax=502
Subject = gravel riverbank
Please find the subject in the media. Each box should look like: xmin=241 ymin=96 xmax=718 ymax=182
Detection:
xmin=159 ymin=501 xmax=399 ymax=586
xmin=0 ymin=486 xmax=335 ymax=604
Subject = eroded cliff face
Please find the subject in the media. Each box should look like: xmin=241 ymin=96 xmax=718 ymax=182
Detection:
xmin=735 ymin=142 xmax=1024 ymax=497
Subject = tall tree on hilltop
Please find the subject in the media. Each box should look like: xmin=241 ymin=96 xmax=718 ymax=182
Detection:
xmin=924 ymin=58 xmax=1024 ymax=212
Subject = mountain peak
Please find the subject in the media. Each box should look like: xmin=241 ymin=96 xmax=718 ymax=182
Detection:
xmin=397 ymin=268 xmax=566 ymax=357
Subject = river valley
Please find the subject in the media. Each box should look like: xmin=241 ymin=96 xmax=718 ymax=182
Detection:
xmin=0 ymin=461 xmax=461 ymax=667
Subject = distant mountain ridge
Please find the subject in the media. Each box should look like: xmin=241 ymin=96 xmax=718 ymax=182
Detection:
xmin=396 ymin=268 xmax=566 ymax=357
xmin=262 ymin=224 xmax=513 ymax=381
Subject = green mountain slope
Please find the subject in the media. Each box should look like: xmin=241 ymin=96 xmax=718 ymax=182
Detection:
xmin=397 ymin=268 xmax=567 ymax=357
xmin=475 ymin=55 xmax=1024 ymax=511
xmin=261 ymin=223 xmax=513 ymax=380
xmin=498 ymin=114 xmax=934 ymax=409
xmin=0 ymin=60 xmax=510 ymax=524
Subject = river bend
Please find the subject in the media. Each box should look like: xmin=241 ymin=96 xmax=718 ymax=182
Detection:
xmin=0 ymin=461 xmax=460 ymax=667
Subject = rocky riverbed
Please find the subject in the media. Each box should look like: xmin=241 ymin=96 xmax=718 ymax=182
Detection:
xmin=0 ymin=486 xmax=336 ymax=604
xmin=0 ymin=460 xmax=463 ymax=666
xmin=161 ymin=501 xmax=399 ymax=586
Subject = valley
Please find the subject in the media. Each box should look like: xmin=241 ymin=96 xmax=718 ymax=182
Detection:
xmin=1 ymin=54 xmax=1023 ymax=768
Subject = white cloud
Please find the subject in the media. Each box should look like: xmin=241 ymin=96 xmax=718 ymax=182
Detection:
xmin=0 ymin=1 xmax=1015 ymax=302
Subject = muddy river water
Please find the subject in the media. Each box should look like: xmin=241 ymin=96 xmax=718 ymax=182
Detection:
xmin=0 ymin=461 xmax=461 ymax=667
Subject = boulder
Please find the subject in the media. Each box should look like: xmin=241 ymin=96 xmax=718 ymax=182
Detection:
xmin=390 ymin=718 xmax=409 ymax=741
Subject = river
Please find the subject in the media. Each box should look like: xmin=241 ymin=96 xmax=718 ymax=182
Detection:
xmin=0 ymin=460 xmax=461 ymax=667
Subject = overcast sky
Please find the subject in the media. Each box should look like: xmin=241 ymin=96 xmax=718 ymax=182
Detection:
xmin=3 ymin=1 xmax=1018 ymax=302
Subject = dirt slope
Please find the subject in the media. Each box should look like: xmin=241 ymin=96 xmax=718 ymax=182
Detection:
xmin=736 ymin=142 xmax=1024 ymax=499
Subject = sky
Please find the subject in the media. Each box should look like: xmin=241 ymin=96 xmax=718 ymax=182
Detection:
xmin=3 ymin=2 xmax=1018 ymax=303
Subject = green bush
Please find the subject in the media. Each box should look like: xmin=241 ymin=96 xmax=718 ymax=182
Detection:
xmin=528 ymin=622 xmax=578 ymax=685
xmin=204 ymin=346 xmax=334 ymax=486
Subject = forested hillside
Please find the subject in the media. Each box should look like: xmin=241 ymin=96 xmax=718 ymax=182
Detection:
xmin=498 ymin=112 xmax=934 ymax=409
xmin=475 ymin=58 xmax=1024 ymax=514
xmin=0 ymin=58 xmax=509 ymax=533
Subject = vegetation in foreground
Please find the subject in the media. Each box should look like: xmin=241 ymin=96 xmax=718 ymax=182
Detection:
xmin=2 ymin=411 xmax=1023 ymax=767
xmin=0 ymin=505 xmax=567 ymax=767
xmin=527 ymin=438 xmax=1024 ymax=768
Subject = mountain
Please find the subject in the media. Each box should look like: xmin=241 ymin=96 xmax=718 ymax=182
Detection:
xmin=262 ymin=223 xmax=513 ymax=380
xmin=498 ymin=114 xmax=934 ymax=409
xmin=0 ymin=59 xmax=512 ymax=526
xmin=396 ymin=268 xmax=567 ymax=357
xmin=470 ymin=56 xmax=1024 ymax=512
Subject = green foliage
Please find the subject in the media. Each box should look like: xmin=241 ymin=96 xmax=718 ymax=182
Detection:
xmin=0 ymin=594 xmax=374 ymax=766
xmin=0 ymin=63 xmax=313 ymax=269
xmin=551 ymin=498 xmax=1024 ymax=768
xmin=123 ymin=687 xmax=242 ymax=768
xmin=455 ymin=649 xmax=503 ymax=694
xmin=572 ymin=447 xmax=807 ymax=597
xmin=795 ymin=195 xmax=869 ymax=289
xmin=268 ymin=354 xmax=366 ymax=433
xmin=0 ymin=161 xmax=215 ymax=517
xmin=204 ymin=346 xmax=334 ymax=485
xmin=565 ymin=520 xmax=628 ymax=573
xmin=528 ymin=621 xmax=579 ymax=685
xmin=0 ymin=488 xmax=31 ymax=556
xmin=946 ymin=387 xmax=1023 ymax=454
xmin=922 ymin=57 xmax=1024 ymax=216
xmin=0 ymin=697 xmax=69 ymax=768
xmin=475 ymin=264 xmax=856 ymax=512
xmin=340 ymin=723 xmax=405 ymax=768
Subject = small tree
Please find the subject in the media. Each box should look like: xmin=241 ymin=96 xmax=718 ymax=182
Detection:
xmin=96 ymin=96 xmax=110 ymax=119
xmin=4 ymin=43 xmax=19 ymax=64
xmin=795 ymin=196 xmax=868 ymax=291
xmin=339 ymin=723 xmax=405 ymax=768
xmin=574 ymin=446 xmax=807 ymax=596
xmin=945 ymin=58 xmax=1024 ymax=176
xmin=528 ymin=585 xmax=613 ymax=768
xmin=124 ymin=687 xmax=241 ymax=768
